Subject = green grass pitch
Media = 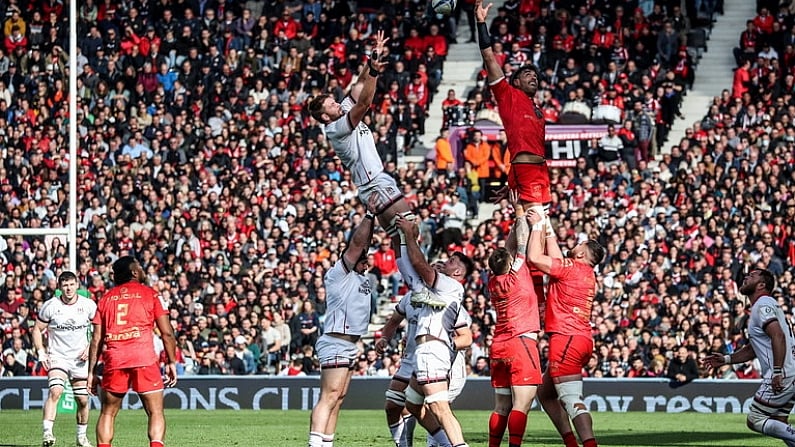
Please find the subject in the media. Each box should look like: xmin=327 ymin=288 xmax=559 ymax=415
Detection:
xmin=0 ymin=409 xmax=776 ymax=446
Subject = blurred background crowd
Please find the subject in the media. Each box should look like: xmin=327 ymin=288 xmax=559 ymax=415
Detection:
xmin=0 ymin=0 xmax=789 ymax=388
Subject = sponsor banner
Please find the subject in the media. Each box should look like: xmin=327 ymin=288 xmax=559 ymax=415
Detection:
xmin=56 ymin=380 xmax=76 ymax=414
xmin=0 ymin=377 xmax=759 ymax=412
xmin=449 ymin=125 xmax=608 ymax=169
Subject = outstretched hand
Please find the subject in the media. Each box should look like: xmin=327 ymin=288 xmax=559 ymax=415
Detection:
xmin=475 ymin=0 xmax=492 ymax=23
xmin=700 ymin=353 xmax=725 ymax=370
xmin=370 ymin=30 xmax=389 ymax=73
xmin=395 ymin=214 xmax=419 ymax=240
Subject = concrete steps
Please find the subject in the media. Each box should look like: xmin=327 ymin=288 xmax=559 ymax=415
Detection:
xmin=421 ymin=2 xmax=507 ymax=149
xmin=662 ymin=0 xmax=754 ymax=154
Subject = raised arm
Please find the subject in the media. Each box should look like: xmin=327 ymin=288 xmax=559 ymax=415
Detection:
xmin=347 ymin=30 xmax=389 ymax=128
xmin=527 ymin=209 xmax=553 ymax=274
xmin=475 ymin=0 xmax=505 ymax=83
xmin=545 ymin=222 xmax=564 ymax=259
xmin=506 ymin=190 xmax=528 ymax=257
xmin=396 ymin=215 xmax=436 ymax=287
xmin=342 ymin=213 xmax=375 ymax=271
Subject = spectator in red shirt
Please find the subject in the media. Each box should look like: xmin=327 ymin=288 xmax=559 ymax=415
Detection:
xmin=0 ymin=288 xmax=23 ymax=315
xmin=424 ymin=24 xmax=448 ymax=58
xmin=273 ymin=11 xmax=298 ymax=40
xmin=753 ymin=7 xmax=774 ymax=35
xmin=373 ymin=238 xmax=400 ymax=298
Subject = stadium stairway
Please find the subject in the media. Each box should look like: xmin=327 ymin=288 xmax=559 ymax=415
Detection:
xmin=409 ymin=1 xmax=509 ymax=162
xmin=661 ymin=0 xmax=753 ymax=155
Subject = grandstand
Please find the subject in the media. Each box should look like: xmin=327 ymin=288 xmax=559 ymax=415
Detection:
xmin=0 ymin=0 xmax=781 ymax=389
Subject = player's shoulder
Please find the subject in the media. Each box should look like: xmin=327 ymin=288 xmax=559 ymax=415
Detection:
xmin=77 ymin=296 xmax=97 ymax=309
xmin=754 ymin=296 xmax=779 ymax=317
xmin=38 ymin=297 xmax=56 ymax=315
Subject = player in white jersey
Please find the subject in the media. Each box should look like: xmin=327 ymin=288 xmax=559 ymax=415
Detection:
xmin=395 ymin=215 xmax=474 ymax=447
xmin=309 ymin=213 xmax=375 ymax=447
xmin=32 ymin=271 xmax=97 ymax=447
xmin=704 ymin=269 xmax=795 ymax=446
xmin=307 ymin=32 xmax=438 ymax=311
xmin=379 ymin=293 xmax=469 ymax=447
xmin=378 ymin=292 xmax=421 ymax=447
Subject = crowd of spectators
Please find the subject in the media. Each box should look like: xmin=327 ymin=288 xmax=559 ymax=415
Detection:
xmin=0 ymin=0 xmax=786 ymax=389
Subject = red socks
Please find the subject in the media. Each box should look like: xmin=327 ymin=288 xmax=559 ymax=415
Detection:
xmin=562 ymin=431 xmax=579 ymax=447
xmin=98 ymin=444 xmax=111 ymax=447
xmin=150 ymin=442 xmax=164 ymax=447
xmin=507 ymin=410 xmax=528 ymax=447
xmin=582 ymin=438 xmax=598 ymax=447
xmin=488 ymin=412 xmax=508 ymax=447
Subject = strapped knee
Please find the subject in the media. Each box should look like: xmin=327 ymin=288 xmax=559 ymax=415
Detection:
xmin=385 ymin=388 xmax=406 ymax=406
xmin=424 ymin=390 xmax=449 ymax=404
xmin=48 ymin=376 xmax=65 ymax=389
xmin=555 ymin=381 xmax=588 ymax=420
xmin=494 ymin=387 xmax=512 ymax=396
xmin=405 ymin=386 xmax=424 ymax=406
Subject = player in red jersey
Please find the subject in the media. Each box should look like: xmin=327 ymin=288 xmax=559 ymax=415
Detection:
xmin=486 ymin=191 xmax=542 ymax=447
xmin=527 ymin=210 xmax=605 ymax=447
xmin=475 ymin=0 xmax=550 ymax=307
xmin=87 ymin=256 xmax=177 ymax=447
xmin=475 ymin=0 xmax=550 ymax=210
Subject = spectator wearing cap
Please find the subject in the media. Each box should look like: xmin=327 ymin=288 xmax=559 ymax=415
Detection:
xmin=233 ymin=334 xmax=257 ymax=374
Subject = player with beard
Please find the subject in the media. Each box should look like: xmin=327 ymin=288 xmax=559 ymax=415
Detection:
xmin=475 ymin=0 xmax=550 ymax=305
xmin=704 ymin=269 xmax=795 ymax=446
xmin=486 ymin=191 xmax=541 ymax=447
xmin=33 ymin=271 xmax=97 ymax=447
xmin=308 ymin=213 xmax=375 ymax=447
xmin=526 ymin=210 xmax=605 ymax=447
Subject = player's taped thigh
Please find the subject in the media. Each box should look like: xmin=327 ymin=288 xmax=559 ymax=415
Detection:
xmin=385 ymin=388 xmax=406 ymax=406
xmin=528 ymin=204 xmax=549 ymax=217
xmin=405 ymin=386 xmax=424 ymax=406
xmin=72 ymin=385 xmax=89 ymax=397
xmin=494 ymin=387 xmax=512 ymax=396
xmin=424 ymin=390 xmax=450 ymax=404
xmin=747 ymin=406 xmax=769 ymax=433
xmin=48 ymin=376 xmax=66 ymax=389
xmin=555 ymin=381 xmax=588 ymax=420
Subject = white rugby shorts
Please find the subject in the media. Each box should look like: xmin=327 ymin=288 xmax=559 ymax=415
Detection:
xmin=316 ymin=334 xmax=359 ymax=370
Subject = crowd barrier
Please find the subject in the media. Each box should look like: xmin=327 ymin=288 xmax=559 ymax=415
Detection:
xmin=0 ymin=377 xmax=759 ymax=412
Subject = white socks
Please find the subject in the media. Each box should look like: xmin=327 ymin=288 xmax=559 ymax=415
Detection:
xmin=43 ymin=420 xmax=54 ymax=433
xmin=389 ymin=419 xmax=405 ymax=447
xmin=403 ymin=415 xmax=416 ymax=447
xmin=77 ymin=424 xmax=88 ymax=437
xmin=763 ymin=419 xmax=795 ymax=441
